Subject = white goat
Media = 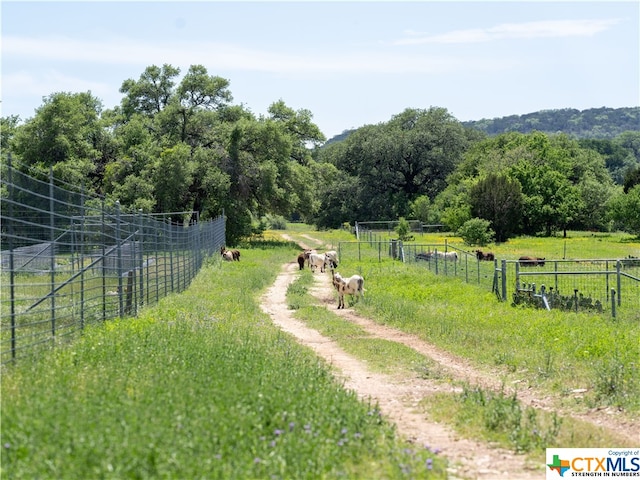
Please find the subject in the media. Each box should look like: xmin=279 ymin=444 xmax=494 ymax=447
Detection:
xmin=332 ymin=271 xmax=365 ymax=309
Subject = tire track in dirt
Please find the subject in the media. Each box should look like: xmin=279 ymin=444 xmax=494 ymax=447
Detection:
xmin=262 ymin=235 xmax=638 ymax=479
xmin=261 ymin=260 xmax=543 ymax=479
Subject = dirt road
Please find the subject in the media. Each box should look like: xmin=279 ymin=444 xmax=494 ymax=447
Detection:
xmin=259 ymin=237 xmax=638 ymax=479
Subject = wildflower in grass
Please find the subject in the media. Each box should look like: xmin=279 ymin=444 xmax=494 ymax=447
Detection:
xmin=354 ymin=432 xmax=363 ymax=439
xmin=304 ymin=424 xmax=311 ymax=433
xmin=270 ymin=441 xmax=276 ymax=448
xmin=274 ymin=429 xmax=283 ymax=436
xmin=341 ymin=428 xmax=348 ymax=435
xmin=289 ymin=422 xmax=295 ymax=431
xmin=426 ymin=458 xmax=433 ymax=470
xmin=254 ymin=457 xmax=262 ymax=464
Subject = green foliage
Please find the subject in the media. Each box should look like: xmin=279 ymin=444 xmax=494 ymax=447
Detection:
xmin=457 ymin=218 xmax=495 ymax=246
xmin=395 ymin=217 xmax=413 ymax=242
xmin=469 ymin=173 xmax=522 ymax=242
xmin=1 ymin=245 xmax=446 ymax=479
xmin=410 ymin=195 xmax=439 ymax=225
xmin=608 ymin=185 xmax=640 ymax=237
xmin=457 ymin=385 xmax=562 ymax=454
xmin=463 ymin=107 xmax=640 ymax=140
xmin=315 ymin=107 xmax=470 ymax=222
xmin=262 ymin=213 xmax=288 ymax=230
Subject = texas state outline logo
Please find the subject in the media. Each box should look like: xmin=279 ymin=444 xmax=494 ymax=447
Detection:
xmin=546 ymin=448 xmax=640 ymax=479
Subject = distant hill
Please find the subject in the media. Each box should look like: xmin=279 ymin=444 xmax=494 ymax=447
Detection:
xmin=323 ymin=107 xmax=640 ymax=145
xmin=462 ymin=107 xmax=640 ymax=139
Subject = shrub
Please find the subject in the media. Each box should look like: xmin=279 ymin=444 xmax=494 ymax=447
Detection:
xmin=457 ymin=218 xmax=495 ymax=246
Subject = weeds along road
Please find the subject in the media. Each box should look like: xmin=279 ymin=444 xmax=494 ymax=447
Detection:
xmin=260 ymin=263 xmax=540 ymax=479
xmin=260 ymin=235 xmax=638 ymax=479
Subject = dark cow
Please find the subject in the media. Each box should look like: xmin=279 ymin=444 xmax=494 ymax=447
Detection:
xmin=476 ymin=250 xmax=495 ymax=261
xmin=519 ymin=256 xmax=545 ymax=267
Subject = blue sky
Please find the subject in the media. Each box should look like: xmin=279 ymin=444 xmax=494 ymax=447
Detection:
xmin=2 ymin=1 xmax=639 ymax=139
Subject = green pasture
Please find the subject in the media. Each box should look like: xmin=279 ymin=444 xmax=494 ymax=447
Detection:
xmin=1 ymin=241 xmax=446 ymax=479
xmin=283 ymin=228 xmax=638 ymax=464
xmin=2 ymin=226 xmax=638 ymax=479
xmin=286 ymin=227 xmax=638 ymax=410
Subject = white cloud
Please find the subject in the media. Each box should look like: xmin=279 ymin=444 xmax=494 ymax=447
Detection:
xmin=2 ymin=34 xmax=515 ymax=76
xmin=393 ymin=19 xmax=620 ymax=45
xmin=2 ymin=70 xmax=112 ymax=99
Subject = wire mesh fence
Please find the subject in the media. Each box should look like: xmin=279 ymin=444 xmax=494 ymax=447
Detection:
xmin=1 ymin=157 xmax=226 ymax=364
xmin=344 ymin=226 xmax=640 ymax=318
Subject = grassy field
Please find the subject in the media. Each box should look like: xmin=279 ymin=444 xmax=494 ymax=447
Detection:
xmin=2 ymin=226 xmax=638 ymax=478
xmin=1 ymin=239 xmax=446 ymax=479
xmin=283 ymin=226 xmax=639 ymax=410
xmin=282 ymin=226 xmax=639 ymax=462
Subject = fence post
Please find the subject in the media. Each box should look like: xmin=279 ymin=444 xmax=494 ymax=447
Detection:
xmin=79 ymin=185 xmax=86 ymax=331
xmin=138 ymin=209 xmax=144 ymax=309
xmin=7 ymin=154 xmax=17 ymax=360
xmin=501 ymin=259 xmax=508 ymax=302
xmin=101 ymin=198 xmax=107 ymax=322
xmin=116 ymin=201 xmax=124 ymax=317
xmin=616 ymin=260 xmax=622 ymax=307
xmin=49 ymin=167 xmax=56 ymax=339
xmin=611 ymin=289 xmax=616 ymax=319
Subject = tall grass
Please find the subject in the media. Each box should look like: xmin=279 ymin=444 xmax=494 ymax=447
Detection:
xmin=342 ymin=261 xmax=640 ymax=412
xmin=1 ymin=243 xmax=445 ymax=479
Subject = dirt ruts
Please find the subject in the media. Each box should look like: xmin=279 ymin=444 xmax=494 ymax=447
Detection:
xmin=259 ymin=236 xmax=638 ymax=479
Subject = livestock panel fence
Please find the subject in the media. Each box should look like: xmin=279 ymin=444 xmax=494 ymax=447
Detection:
xmin=1 ymin=156 xmax=226 ymax=364
xmin=338 ymin=224 xmax=640 ymax=318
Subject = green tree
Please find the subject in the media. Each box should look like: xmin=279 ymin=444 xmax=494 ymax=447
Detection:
xmin=318 ymin=107 xmax=470 ymax=222
xmin=11 ymin=91 xmax=106 ymax=188
xmin=395 ymin=217 xmax=413 ymax=242
xmin=623 ymin=165 xmax=640 ymax=193
xmin=152 ymin=143 xmax=195 ymax=214
xmin=608 ymin=185 xmax=640 ymax=237
xmin=0 ymin=115 xmax=21 ymax=154
xmin=469 ymin=173 xmax=523 ymax=242
xmin=410 ymin=195 xmax=439 ymax=225
xmin=119 ymin=64 xmax=180 ymax=118
xmin=268 ymin=100 xmax=326 ymax=164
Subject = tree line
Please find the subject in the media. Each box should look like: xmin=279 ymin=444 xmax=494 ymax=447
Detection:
xmin=2 ymin=64 xmax=640 ymax=244
xmin=461 ymin=107 xmax=640 ymax=140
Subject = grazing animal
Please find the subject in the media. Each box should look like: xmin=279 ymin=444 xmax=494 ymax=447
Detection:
xmin=304 ymin=249 xmax=316 ymax=268
xmin=475 ymin=250 xmax=495 ymax=261
xmin=415 ymin=252 xmax=433 ymax=261
xmin=332 ymin=271 xmax=365 ymax=309
xmin=324 ymin=250 xmax=339 ymax=270
xmin=519 ymin=256 xmax=545 ymax=267
xmin=221 ymin=246 xmax=239 ymax=262
xmin=297 ymin=252 xmax=306 ymax=270
xmin=308 ymin=252 xmax=327 ymax=273
xmin=435 ymin=251 xmax=458 ymax=262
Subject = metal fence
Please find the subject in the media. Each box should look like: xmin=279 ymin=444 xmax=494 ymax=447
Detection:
xmin=343 ymin=228 xmax=640 ymax=318
xmin=1 ymin=157 xmax=226 ymax=364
